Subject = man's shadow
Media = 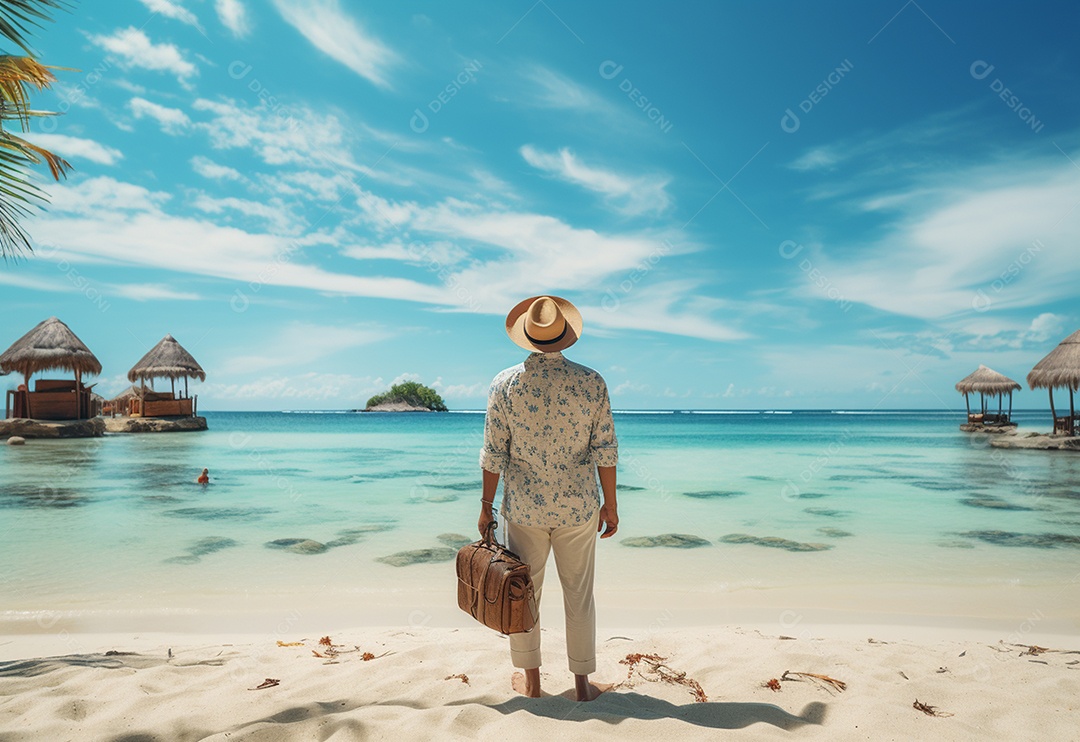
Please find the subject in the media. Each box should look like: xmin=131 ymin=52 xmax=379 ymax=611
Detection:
xmin=455 ymin=692 xmax=827 ymax=731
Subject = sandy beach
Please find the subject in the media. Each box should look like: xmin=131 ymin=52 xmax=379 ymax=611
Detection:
xmin=2 ymin=620 xmax=1078 ymax=741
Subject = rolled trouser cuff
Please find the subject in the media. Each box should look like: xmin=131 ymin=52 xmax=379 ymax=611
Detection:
xmin=510 ymin=645 xmax=542 ymax=670
xmin=568 ymin=655 xmax=596 ymax=675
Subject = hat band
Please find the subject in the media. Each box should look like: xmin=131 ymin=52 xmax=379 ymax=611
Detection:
xmin=525 ymin=323 xmax=568 ymax=346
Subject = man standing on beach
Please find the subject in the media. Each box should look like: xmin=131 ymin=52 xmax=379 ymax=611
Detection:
xmin=479 ymin=295 xmax=619 ymax=702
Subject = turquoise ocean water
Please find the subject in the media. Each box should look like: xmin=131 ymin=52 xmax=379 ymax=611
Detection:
xmin=2 ymin=410 xmax=1079 ymax=634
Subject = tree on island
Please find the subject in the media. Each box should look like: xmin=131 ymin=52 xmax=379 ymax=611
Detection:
xmin=0 ymin=0 xmax=72 ymax=259
xmin=366 ymin=381 xmax=447 ymax=411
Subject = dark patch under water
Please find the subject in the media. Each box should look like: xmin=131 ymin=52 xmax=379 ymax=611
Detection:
xmin=803 ymin=507 xmax=851 ymax=518
xmin=266 ymin=538 xmax=329 ymax=554
xmin=377 ymin=547 xmax=457 ymax=566
xmin=616 ymin=484 xmax=647 ymax=491
xmin=956 ymin=530 xmax=1080 ymax=549
xmin=0 ymin=485 xmax=88 ymax=509
xmin=621 ymin=534 xmax=711 ymax=548
xmin=719 ymin=533 xmax=833 ymax=552
xmin=817 ymin=527 xmax=853 ymax=538
xmin=325 ymin=524 xmax=396 ymax=547
xmin=162 ymin=506 xmax=276 ymax=520
xmin=796 ymin=492 xmax=830 ymax=499
xmin=437 ymin=533 xmax=473 ymax=549
xmin=960 ymin=497 xmax=1036 ymax=512
xmin=683 ymin=490 xmax=745 ymax=499
xmin=428 ymin=481 xmax=480 ymax=491
xmin=911 ymin=480 xmax=972 ymax=492
xmin=352 ymin=469 xmax=431 ymax=481
xmin=164 ymin=536 xmax=241 ymax=564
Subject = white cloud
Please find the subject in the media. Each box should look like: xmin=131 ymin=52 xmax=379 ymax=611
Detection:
xmin=25 ymin=134 xmax=123 ymax=165
xmin=137 ymin=0 xmax=201 ymax=29
xmin=520 ymin=66 xmax=601 ymax=110
xmin=272 ymin=0 xmax=396 ymax=88
xmin=129 ymin=97 xmax=192 ymax=134
xmin=201 ymin=372 xmax=386 ymax=404
xmin=789 ymin=147 xmax=841 ymax=171
xmin=191 ymin=156 xmax=243 ymax=181
xmin=803 ymin=158 xmax=1080 ymax=319
xmin=192 ymin=193 xmax=301 ymax=234
xmin=221 ymin=323 xmax=389 ymax=374
xmin=1026 ymin=312 xmax=1066 ymax=343
xmin=215 ymin=0 xmax=250 ymax=37
xmin=29 ymin=176 xmax=450 ymax=305
xmin=90 ymin=27 xmax=197 ymax=85
xmin=581 ymin=281 xmax=749 ymax=342
xmin=110 ymin=283 xmax=202 ymax=301
xmin=192 ymin=97 xmax=354 ymax=168
xmin=520 ymin=145 xmax=671 ymax=215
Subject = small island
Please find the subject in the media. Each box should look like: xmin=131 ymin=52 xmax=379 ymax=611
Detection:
xmin=359 ymin=381 xmax=448 ymax=412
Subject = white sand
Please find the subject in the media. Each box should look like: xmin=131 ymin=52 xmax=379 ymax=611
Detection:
xmin=1 ymin=623 xmax=1077 ymax=741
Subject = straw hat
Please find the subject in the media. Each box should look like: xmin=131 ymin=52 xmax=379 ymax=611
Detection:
xmin=505 ymin=295 xmax=582 ymax=353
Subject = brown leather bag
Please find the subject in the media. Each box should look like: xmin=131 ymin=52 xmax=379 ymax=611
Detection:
xmin=456 ymin=522 xmax=538 ymax=634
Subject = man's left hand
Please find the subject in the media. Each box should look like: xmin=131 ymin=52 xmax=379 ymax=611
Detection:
xmin=598 ymin=504 xmax=618 ymax=538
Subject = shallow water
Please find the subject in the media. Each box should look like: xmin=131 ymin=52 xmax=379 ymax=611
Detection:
xmin=2 ymin=410 xmax=1078 ymax=631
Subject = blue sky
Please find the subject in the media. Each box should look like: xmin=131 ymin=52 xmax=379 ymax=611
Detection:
xmin=3 ymin=0 xmax=1078 ymax=410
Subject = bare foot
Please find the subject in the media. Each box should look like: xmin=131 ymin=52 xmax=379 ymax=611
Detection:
xmin=511 ymin=670 xmax=542 ymax=698
xmin=570 ymin=675 xmax=613 ymax=702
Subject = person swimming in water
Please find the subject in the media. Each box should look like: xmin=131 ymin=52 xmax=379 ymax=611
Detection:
xmin=196 ymin=468 xmax=210 ymax=484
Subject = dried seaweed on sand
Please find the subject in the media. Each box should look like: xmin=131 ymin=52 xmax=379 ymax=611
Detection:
xmin=780 ymin=670 xmax=847 ymax=693
xmin=763 ymin=678 xmax=781 ymax=692
xmin=249 ymin=678 xmax=280 ymax=690
xmin=617 ymin=653 xmax=708 ymax=703
xmin=276 ymin=641 xmax=303 ymax=647
xmin=445 ymin=673 xmax=470 ymax=684
xmin=913 ymin=699 xmax=953 ymax=717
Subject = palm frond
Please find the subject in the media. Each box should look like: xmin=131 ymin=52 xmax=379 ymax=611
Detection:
xmin=0 ymin=0 xmax=69 ymax=56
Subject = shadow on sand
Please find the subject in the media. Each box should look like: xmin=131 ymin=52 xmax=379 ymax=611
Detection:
xmin=452 ymin=692 xmax=828 ymax=731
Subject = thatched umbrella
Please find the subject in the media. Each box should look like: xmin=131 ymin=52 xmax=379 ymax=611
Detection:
xmin=0 ymin=317 xmax=101 ymax=418
xmin=955 ymin=365 xmax=1021 ymax=419
xmin=127 ymin=334 xmax=205 ymax=398
xmin=1027 ymin=329 xmax=1080 ymax=433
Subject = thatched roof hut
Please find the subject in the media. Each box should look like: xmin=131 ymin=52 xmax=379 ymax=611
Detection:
xmin=955 ymin=366 xmax=1021 ymax=395
xmin=127 ymin=335 xmax=205 ymax=383
xmin=1027 ymin=329 xmax=1080 ymax=434
xmin=1027 ymin=329 xmax=1080 ymax=391
xmin=109 ymin=385 xmax=142 ymax=404
xmin=0 ymin=317 xmax=102 ymax=379
xmin=955 ymin=365 xmax=1021 ymax=422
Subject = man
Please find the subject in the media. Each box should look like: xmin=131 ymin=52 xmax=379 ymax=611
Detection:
xmin=479 ymin=295 xmax=619 ymax=702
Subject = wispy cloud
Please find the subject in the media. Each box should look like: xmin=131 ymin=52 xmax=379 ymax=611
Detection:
xmin=129 ymin=97 xmax=192 ymax=134
xmin=137 ymin=0 xmax=202 ymax=30
xmin=271 ymin=0 xmax=397 ymax=88
xmin=520 ymin=145 xmax=671 ymax=215
xmin=518 ymin=65 xmax=602 ymax=111
xmin=220 ymin=322 xmax=389 ymax=374
xmin=26 ymin=134 xmax=123 ymax=165
xmin=30 ymin=176 xmax=450 ymax=305
xmin=191 ymin=155 xmax=243 ymax=181
xmin=215 ymin=0 xmax=250 ymax=38
xmin=110 ymin=283 xmax=202 ymax=301
xmin=807 ymin=157 xmax=1080 ymax=319
xmin=89 ymin=27 xmax=197 ymax=86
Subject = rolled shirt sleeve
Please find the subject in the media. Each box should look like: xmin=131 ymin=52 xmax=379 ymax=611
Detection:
xmin=589 ymin=380 xmax=619 ymax=467
xmin=480 ymin=377 xmax=510 ymax=474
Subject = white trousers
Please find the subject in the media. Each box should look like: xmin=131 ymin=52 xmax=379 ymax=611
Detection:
xmin=506 ymin=510 xmax=599 ymax=675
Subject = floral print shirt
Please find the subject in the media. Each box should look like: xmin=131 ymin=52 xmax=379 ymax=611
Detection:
xmin=480 ymin=351 xmax=619 ymax=528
